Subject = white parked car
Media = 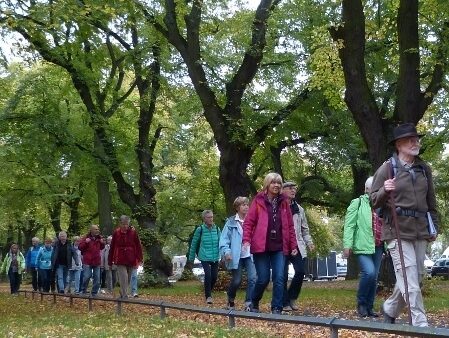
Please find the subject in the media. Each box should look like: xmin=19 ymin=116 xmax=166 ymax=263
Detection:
xmin=192 ymin=258 xmax=205 ymax=281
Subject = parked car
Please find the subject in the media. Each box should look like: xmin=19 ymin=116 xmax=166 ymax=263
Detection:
xmin=192 ymin=258 xmax=205 ymax=282
xmin=424 ymin=255 xmax=434 ymax=276
xmin=336 ymin=261 xmax=347 ymax=278
xmin=431 ymin=258 xmax=449 ymax=278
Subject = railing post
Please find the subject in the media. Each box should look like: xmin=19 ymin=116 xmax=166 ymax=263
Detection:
xmin=40 ymin=293 xmax=43 ymax=302
xmin=88 ymin=298 xmax=93 ymax=311
xmin=330 ymin=327 xmax=338 ymax=338
xmin=53 ymin=294 xmax=56 ymax=304
xmin=70 ymin=296 xmax=73 ymax=307
xmin=32 ymin=291 xmax=35 ymax=300
xmin=24 ymin=291 xmax=27 ymax=298
xmin=160 ymin=305 xmax=166 ymax=319
xmin=116 ymin=300 xmax=122 ymax=315
xmin=228 ymin=315 xmax=235 ymax=329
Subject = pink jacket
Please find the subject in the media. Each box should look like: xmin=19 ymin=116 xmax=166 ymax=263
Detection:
xmin=243 ymin=192 xmax=297 ymax=255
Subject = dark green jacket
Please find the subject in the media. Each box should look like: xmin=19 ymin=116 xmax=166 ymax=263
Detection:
xmin=188 ymin=224 xmax=221 ymax=262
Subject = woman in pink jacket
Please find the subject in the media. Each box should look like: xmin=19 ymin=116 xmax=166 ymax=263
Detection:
xmin=242 ymin=172 xmax=298 ymax=314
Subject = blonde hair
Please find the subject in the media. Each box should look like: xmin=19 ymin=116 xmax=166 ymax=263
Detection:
xmin=262 ymin=172 xmax=283 ymax=192
xmin=233 ymin=196 xmax=250 ymax=211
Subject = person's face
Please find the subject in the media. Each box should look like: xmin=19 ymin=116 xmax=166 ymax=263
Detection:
xmin=203 ymin=213 xmax=214 ymax=226
xmin=32 ymin=239 xmax=39 ymax=246
xmin=237 ymin=203 xmax=249 ymax=216
xmin=45 ymin=241 xmax=52 ymax=248
xmin=107 ymin=237 xmax=112 ymax=245
xmin=11 ymin=245 xmax=18 ymax=253
xmin=59 ymin=233 xmax=67 ymax=242
xmin=90 ymin=225 xmax=100 ymax=236
xmin=396 ymin=136 xmax=421 ymax=157
xmin=120 ymin=221 xmax=130 ymax=230
xmin=282 ymin=185 xmax=297 ymax=199
xmin=267 ymin=180 xmax=282 ymax=196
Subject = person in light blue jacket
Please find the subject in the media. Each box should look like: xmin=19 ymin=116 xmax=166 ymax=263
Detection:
xmin=219 ymin=196 xmax=257 ymax=310
xmin=36 ymin=238 xmax=54 ymax=292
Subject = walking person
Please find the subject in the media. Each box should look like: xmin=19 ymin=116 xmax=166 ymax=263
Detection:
xmin=67 ymin=236 xmax=82 ymax=294
xmin=1 ymin=243 xmax=25 ymax=294
xmin=51 ymin=231 xmax=80 ymax=293
xmin=108 ymin=215 xmax=143 ymax=299
xmin=219 ymin=197 xmax=257 ymax=310
xmin=243 ymin=172 xmax=298 ymax=314
xmin=371 ymin=123 xmax=438 ymax=327
xmin=343 ymin=177 xmax=383 ymax=317
xmin=25 ymin=237 xmax=41 ymax=291
xmin=79 ymin=225 xmax=105 ymax=296
xmin=188 ymin=210 xmax=221 ymax=305
xmin=282 ymin=182 xmax=315 ymax=312
xmin=102 ymin=235 xmax=117 ymax=294
xmin=36 ymin=238 xmax=54 ymax=292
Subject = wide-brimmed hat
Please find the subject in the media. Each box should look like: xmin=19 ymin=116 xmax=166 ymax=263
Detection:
xmin=389 ymin=123 xmax=424 ymax=144
xmin=282 ymin=181 xmax=297 ymax=188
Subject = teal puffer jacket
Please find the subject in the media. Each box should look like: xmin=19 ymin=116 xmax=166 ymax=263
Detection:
xmin=343 ymin=194 xmax=375 ymax=255
xmin=188 ymin=224 xmax=221 ymax=262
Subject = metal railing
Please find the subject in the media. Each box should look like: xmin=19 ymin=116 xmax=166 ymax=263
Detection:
xmin=17 ymin=290 xmax=449 ymax=337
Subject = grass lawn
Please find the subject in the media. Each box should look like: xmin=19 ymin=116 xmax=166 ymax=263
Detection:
xmin=1 ymin=278 xmax=448 ymax=337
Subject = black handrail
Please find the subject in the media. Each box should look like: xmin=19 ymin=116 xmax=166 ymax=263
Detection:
xmin=16 ymin=290 xmax=449 ymax=338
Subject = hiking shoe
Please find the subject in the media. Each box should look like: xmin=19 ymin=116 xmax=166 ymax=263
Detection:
xmin=132 ymin=293 xmax=139 ymax=298
xmin=368 ymin=308 xmax=379 ymax=318
xmin=382 ymin=304 xmax=395 ymax=324
xmin=246 ymin=304 xmax=259 ymax=313
xmin=206 ymin=297 xmax=213 ymax=304
xmin=271 ymin=308 xmax=282 ymax=315
xmin=357 ymin=304 xmax=368 ymax=318
xmin=283 ymin=305 xmax=293 ymax=312
xmin=227 ymin=300 xmax=235 ymax=310
xmin=290 ymin=300 xmax=299 ymax=311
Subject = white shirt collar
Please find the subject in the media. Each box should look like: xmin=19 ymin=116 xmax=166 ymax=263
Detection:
xmin=235 ymin=213 xmax=244 ymax=223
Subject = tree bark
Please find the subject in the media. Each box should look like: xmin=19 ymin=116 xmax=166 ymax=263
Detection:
xmin=48 ymin=201 xmax=62 ymax=236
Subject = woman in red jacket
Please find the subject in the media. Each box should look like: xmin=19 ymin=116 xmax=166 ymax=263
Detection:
xmin=108 ymin=215 xmax=143 ymax=299
xmin=242 ymin=172 xmax=298 ymax=314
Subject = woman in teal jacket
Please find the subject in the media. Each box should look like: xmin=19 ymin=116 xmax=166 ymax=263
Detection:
xmin=188 ymin=210 xmax=221 ymax=304
xmin=1 ymin=243 xmax=26 ymax=294
xmin=343 ymin=177 xmax=383 ymax=318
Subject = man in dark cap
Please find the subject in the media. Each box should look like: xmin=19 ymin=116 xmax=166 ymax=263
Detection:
xmin=370 ymin=123 xmax=438 ymax=327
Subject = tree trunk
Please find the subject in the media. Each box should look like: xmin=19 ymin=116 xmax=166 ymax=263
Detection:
xmin=67 ymin=197 xmax=81 ymax=236
xmin=270 ymin=145 xmax=284 ymax=179
xmin=48 ymin=201 xmax=62 ymax=236
xmin=219 ymin=146 xmax=255 ymax=214
xmin=94 ymin=134 xmax=113 ymax=236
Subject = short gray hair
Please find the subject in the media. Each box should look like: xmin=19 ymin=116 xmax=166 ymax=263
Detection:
xmin=31 ymin=237 xmax=40 ymax=243
xmin=202 ymin=210 xmax=213 ymax=220
xmin=119 ymin=215 xmax=130 ymax=224
xmin=365 ymin=176 xmax=374 ymax=193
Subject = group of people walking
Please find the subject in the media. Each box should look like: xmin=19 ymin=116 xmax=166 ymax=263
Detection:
xmin=189 ymin=173 xmax=314 ymax=314
xmin=1 ymin=215 xmax=143 ymax=300
xmin=0 ymin=123 xmax=438 ymax=328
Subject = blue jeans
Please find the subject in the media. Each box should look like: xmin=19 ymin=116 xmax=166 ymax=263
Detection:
xmin=227 ymin=256 xmax=257 ymax=304
xmin=201 ymin=261 xmax=218 ymax=299
xmin=130 ymin=268 xmax=138 ymax=294
xmin=283 ymin=253 xmax=306 ymax=305
xmin=56 ymin=265 xmax=69 ymax=293
xmin=252 ymin=251 xmax=285 ymax=311
xmin=67 ymin=269 xmax=81 ymax=293
xmin=38 ymin=269 xmax=52 ymax=292
xmin=356 ymin=246 xmax=383 ymax=310
xmin=82 ymin=265 xmax=101 ymax=295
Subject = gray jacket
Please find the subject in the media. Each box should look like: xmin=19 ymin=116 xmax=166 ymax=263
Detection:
xmin=293 ymin=202 xmax=313 ymax=257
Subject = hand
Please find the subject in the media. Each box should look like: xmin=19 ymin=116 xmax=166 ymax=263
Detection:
xmin=85 ymin=238 xmax=91 ymax=243
xmin=343 ymin=248 xmax=351 ymax=258
xmin=225 ymin=254 xmax=232 ymax=261
xmin=384 ymin=178 xmax=396 ymax=192
xmin=308 ymin=244 xmax=315 ymax=251
xmin=291 ymin=249 xmax=298 ymax=256
xmin=428 ymin=235 xmax=437 ymax=242
xmin=100 ymin=238 xmax=105 ymax=244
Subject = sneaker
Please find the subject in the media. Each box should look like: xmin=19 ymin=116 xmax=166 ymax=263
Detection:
xmin=245 ymin=303 xmax=259 ymax=313
xmin=206 ymin=297 xmax=213 ymax=304
xmin=132 ymin=293 xmax=139 ymax=298
xmin=290 ymin=300 xmax=299 ymax=311
xmin=227 ymin=300 xmax=235 ymax=310
xmin=100 ymin=289 xmax=106 ymax=294
xmin=283 ymin=305 xmax=293 ymax=312
xmin=368 ymin=308 xmax=379 ymax=318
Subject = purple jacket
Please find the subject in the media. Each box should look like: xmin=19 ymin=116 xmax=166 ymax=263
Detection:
xmin=242 ymin=192 xmax=297 ymax=255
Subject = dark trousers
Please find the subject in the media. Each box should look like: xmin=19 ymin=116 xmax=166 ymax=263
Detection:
xmin=50 ymin=269 xmax=56 ymax=292
xmin=101 ymin=268 xmax=106 ymax=288
xmin=31 ymin=269 xmax=39 ymax=291
xmin=38 ymin=269 xmax=52 ymax=292
xmin=283 ymin=253 xmax=306 ymax=305
xmin=8 ymin=268 xmax=21 ymax=294
xmin=200 ymin=261 xmax=218 ymax=299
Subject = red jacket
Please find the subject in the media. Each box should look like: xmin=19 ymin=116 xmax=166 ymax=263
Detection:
xmin=243 ymin=192 xmax=297 ymax=255
xmin=78 ymin=234 xmax=105 ymax=266
xmin=108 ymin=226 xmax=143 ymax=267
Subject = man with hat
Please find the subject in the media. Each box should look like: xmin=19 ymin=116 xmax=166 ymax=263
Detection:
xmin=281 ymin=181 xmax=315 ymax=311
xmin=370 ymin=123 xmax=438 ymax=327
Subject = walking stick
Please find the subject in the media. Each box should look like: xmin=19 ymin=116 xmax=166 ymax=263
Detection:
xmin=387 ymin=160 xmax=413 ymax=325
